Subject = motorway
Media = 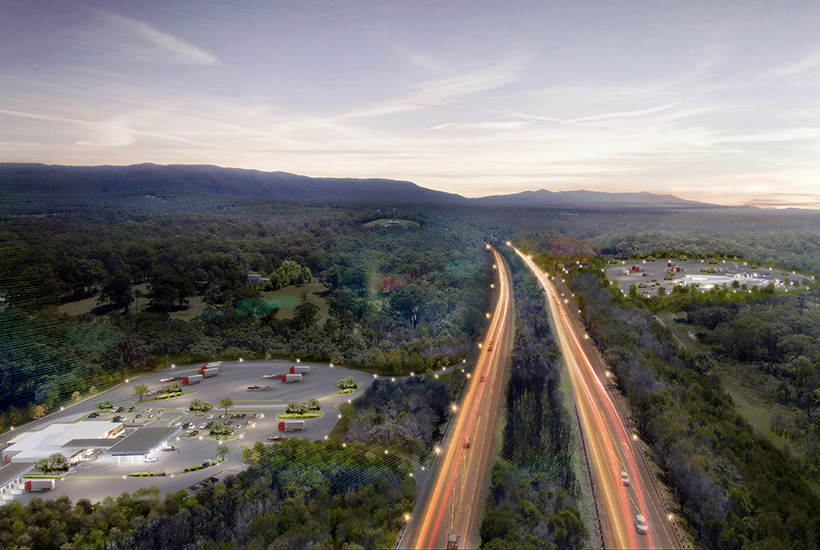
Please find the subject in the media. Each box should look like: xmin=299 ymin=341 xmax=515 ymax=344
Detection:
xmin=400 ymin=245 xmax=514 ymax=550
xmin=514 ymin=247 xmax=680 ymax=550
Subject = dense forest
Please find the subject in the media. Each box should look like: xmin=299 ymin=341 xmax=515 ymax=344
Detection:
xmin=671 ymin=289 xmax=820 ymax=482
xmin=567 ymin=265 xmax=820 ymax=548
xmin=0 ymin=201 xmax=491 ymax=429
xmin=479 ymin=252 xmax=588 ymax=549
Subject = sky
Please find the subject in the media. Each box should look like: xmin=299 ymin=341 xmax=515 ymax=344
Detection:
xmin=3 ymin=1 xmax=820 ymax=207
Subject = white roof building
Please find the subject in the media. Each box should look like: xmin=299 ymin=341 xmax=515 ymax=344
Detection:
xmin=3 ymin=422 xmax=123 ymax=464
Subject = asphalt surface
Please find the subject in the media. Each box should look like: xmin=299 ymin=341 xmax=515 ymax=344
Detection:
xmin=516 ymin=248 xmax=681 ymax=550
xmin=3 ymin=360 xmax=376 ymax=505
xmin=401 ymin=245 xmax=514 ymax=550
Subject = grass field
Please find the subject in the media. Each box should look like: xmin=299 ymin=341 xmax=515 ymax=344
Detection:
xmin=658 ymin=312 xmax=799 ymax=458
xmin=237 ymin=281 xmax=330 ymax=322
xmin=362 ymin=218 xmax=419 ymax=228
xmin=714 ymin=363 xmax=797 ymax=456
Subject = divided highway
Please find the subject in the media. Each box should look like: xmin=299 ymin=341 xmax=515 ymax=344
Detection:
xmin=401 ymin=245 xmax=514 ymax=550
xmin=514 ymin=247 xmax=680 ymax=550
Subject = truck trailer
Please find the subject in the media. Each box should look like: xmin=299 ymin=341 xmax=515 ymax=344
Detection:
xmin=25 ymin=479 xmax=55 ymax=492
xmin=184 ymin=374 xmax=203 ymax=385
xmin=282 ymin=373 xmax=302 ymax=383
xmin=289 ymin=365 xmax=310 ymax=374
xmin=278 ymin=420 xmax=305 ymax=432
xmin=199 ymin=367 xmax=219 ymax=378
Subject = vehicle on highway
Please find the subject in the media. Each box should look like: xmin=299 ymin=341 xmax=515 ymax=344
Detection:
xmin=620 ymin=471 xmax=630 ymax=486
xmin=462 ymin=438 xmax=471 ymax=449
xmin=487 ymin=341 xmax=494 ymax=351
xmin=480 ymin=375 xmax=486 ymax=382
xmin=635 ymin=514 xmax=649 ymax=535
xmin=446 ymin=533 xmax=461 ymax=549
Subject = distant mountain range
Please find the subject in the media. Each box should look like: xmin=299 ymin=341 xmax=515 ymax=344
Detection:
xmin=0 ymin=162 xmax=719 ymax=210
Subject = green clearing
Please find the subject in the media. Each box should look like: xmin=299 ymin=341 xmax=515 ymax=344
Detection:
xmin=659 ymin=313 xmax=800 ymax=460
xmin=362 ymin=218 xmax=420 ymax=228
xmin=236 ymin=281 xmax=329 ymax=321
xmin=714 ymin=363 xmax=797 ymax=456
xmin=654 ymin=311 xmax=711 ymax=356
xmin=444 ymin=258 xmax=480 ymax=278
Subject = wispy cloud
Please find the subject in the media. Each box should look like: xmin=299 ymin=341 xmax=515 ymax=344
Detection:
xmin=338 ymin=55 xmax=525 ymax=121
xmin=0 ymin=108 xmax=214 ymax=147
xmin=89 ymin=9 xmax=218 ymax=65
xmin=769 ymin=49 xmax=820 ymax=78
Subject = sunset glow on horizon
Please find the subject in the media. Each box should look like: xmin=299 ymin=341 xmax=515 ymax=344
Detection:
xmin=3 ymin=1 xmax=820 ymax=208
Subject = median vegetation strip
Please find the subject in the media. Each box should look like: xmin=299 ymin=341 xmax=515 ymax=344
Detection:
xmin=479 ymin=252 xmax=589 ymax=549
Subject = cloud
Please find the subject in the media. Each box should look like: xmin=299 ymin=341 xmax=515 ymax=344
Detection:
xmin=338 ymin=55 xmax=525 ymax=121
xmin=428 ymin=120 xmax=533 ymax=131
xmin=91 ymin=9 xmax=218 ymax=65
xmin=0 ymin=108 xmax=213 ymax=148
xmin=770 ymin=49 xmax=820 ymax=78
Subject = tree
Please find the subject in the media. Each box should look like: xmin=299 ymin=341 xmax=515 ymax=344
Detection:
xmin=298 ymin=401 xmax=310 ymax=418
xmin=391 ymin=284 xmax=427 ymax=327
xmin=292 ymin=298 xmax=320 ymax=331
xmin=99 ymin=271 xmax=133 ymax=312
xmin=71 ymin=391 xmax=81 ymax=402
xmin=305 ymin=397 xmax=321 ymax=411
xmin=216 ymin=445 xmax=230 ymax=460
xmin=209 ymin=423 xmax=233 ymax=439
xmin=134 ymin=384 xmax=149 ymax=402
xmin=218 ymin=397 xmax=234 ymax=415
xmin=95 ymin=400 xmax=112 ymax=411
xmin=286 ymin=401 xmax=300 ymax=415
xmin=31 ymin=404 xmax=46 ymax=419
xmin=189 ymin=399 xmax=212 ymax=414
xmin=35 ymin=452 xmax=69 ymax=473
xmin=548 ymin=505 xmax=588 ymax=549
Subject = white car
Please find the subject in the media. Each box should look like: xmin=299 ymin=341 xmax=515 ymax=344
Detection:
xmin=620 ymin=471 xmax=630 ymax=486
xmin=635 ymin=514 xmax=649 ymax=535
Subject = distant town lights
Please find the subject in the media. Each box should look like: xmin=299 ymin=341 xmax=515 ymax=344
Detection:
xmin=296 ymin=358 xmax=301 ymax=363
xmin=506 ymin=241 xmax=511 ymax=246
xmin=239 ymin=358 xmax=243 ymax=362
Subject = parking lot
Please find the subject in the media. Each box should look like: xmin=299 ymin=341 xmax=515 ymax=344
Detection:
xmin=604 ymin=259 xmax=813 ymax=297
xmin=7 ymin=359 xmax=377 ymax=505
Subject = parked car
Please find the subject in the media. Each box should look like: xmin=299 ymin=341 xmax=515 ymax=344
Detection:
xmin=186 ymin=430 xmax=199 ymax=436
xmin=88 ymin=412 xmax=99 ymax=418
xmin=268 ymin=435 xmax=285 ymax=441
xmin=128 ymin=407 xmax=135 ymax=412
